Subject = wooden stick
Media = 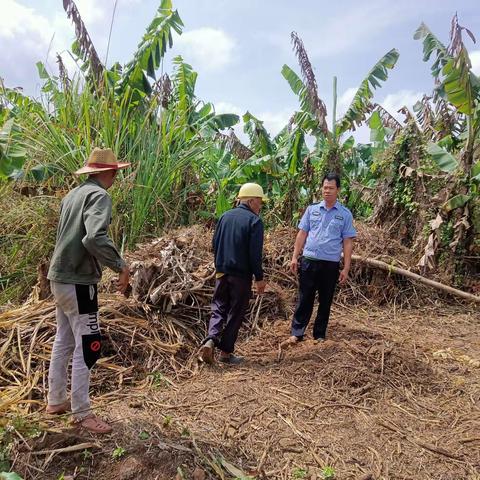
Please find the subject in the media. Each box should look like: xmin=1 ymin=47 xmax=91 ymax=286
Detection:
xmin=351 ymin=255 xmax=480 ymax=303
xmin=32 ymin=442 xmax=99 ymax=455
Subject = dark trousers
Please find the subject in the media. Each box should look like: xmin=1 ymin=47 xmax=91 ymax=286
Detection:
xmin=291 ymin=258 xmax=340 ymax=340
xmin=206 ymin=275 xmax=252 ymax=354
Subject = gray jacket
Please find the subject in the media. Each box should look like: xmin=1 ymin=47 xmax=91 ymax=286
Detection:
xmin=47 ymin=178 xmax=125 ymax=285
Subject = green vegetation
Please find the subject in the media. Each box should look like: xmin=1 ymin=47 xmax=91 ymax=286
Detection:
xmin=321 ymin=466 xmax=336 ymax=480
xmin=163 ymin=414 xmax=173 ymax=427
xmin=0 ymin=2 xmax=479 ymax=305
xmin=0 ymin=473 xmax=24 ymax=480
xmin=112 ymin=446 xmax=126 ymax=460
xmin=0 ymin=417 xmax=41 ymax=474
xmin=291 ymin=467 xmax=308 ymax=479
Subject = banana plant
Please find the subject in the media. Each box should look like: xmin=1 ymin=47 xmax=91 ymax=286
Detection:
xmin=0 ymin=118 xmax=26 ymax=179
xmin=281 ymin=31 xmax=399 ymax=176
xmin=415 ymin=16 xmax=480 ymax=169
xmin=415 ymin=16 xmax=480 ymax=207
xmin=414 ymin=14 xmax=480 ymax=260
xmin=119 ymin=0 xmax=184 ymax=99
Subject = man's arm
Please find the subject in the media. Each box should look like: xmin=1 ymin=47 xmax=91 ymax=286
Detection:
xmin=290 ymin=229 xmax=308 ymax=274
xmin=249 ymin=219 xmax=264 ymax=280
xmin=339 ymin=210 xmax=356 ymax=284
xmin=82 ymin=192 xmax=129 ymax=293
xmin=249 ymin=219 xmax=266 ymax=294
xmin=339 ymin=237 xmax=353 ymax=284
xmin=212 ymin=217 xmax=221 ymax=253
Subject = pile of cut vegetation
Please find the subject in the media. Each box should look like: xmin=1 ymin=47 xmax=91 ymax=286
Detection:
xmin=1 ymin=222 xmax=477 ymax=419
xmin=0 ymin=226 xmax=291 ymax=417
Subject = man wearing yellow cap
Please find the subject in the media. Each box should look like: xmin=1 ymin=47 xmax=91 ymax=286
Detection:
xmin=45 ymin=148 xmax=130 ymax=434
xmin=198 ymin=183 xmax=267 ymax=365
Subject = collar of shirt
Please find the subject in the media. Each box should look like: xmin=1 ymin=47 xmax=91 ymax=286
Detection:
xmin=85 ymin=177 xmax=106 ymax=190
xmin=319 ymin=200 xmax=340 ymax=211
xmin=237 ymin=203 xmax=257 ymax=215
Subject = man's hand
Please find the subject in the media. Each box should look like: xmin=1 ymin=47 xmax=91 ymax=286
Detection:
xmin=116 ymin=265 xmax=130 ymax=295
xmin=255 ymin=280 xmax=267 ymax=295
xmin=339 ymin=268 xmax=349 ymax=284
xmin=290 ymin=257 xmax=299 ymax=275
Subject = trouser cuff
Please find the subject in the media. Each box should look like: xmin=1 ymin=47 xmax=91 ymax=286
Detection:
xmin=73 ymin=408 xmax=92 ymax=421
xmin=203 ymin=335 xmax=219 ymax=347
xmin=48 ymin=395 xmax=68 ymax=405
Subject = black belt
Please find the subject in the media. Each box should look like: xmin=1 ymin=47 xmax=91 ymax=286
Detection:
xmin=302 ymin=256 xmax=340 ymax=266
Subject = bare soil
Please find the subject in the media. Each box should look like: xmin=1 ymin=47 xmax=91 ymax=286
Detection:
xmin=11 ymin=301 xmax=479 ymax=480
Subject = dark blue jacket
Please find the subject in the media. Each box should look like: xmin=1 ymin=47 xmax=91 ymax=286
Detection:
xmin=212 ymin=204 xmax=264 ymax=280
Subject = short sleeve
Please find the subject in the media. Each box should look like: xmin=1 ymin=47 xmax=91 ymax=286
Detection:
xmin=298 ymin=206 xmax=311 ymax=232
xmin=342 ymin=211 xmax=357 ymax=239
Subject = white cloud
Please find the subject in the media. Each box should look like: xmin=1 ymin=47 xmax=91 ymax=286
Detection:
xmin=74 ymin=0 xmax=109 ymax=26
xmin=380 ymin=89 xmax=423 ymax=117
xmin=470 ymin=50 xmax=480 ymax=76
xmin=0 ymin=0 xmax=122 ymax=92
xmin=174 ymin=28 xmax=235 ymax=72
xmin=351 ymin=124 xmax=371 ymax=144
xmin=337 ymin=87 xmax=357 ymax=117
xmin=0 ymin=1 xmax=51 ymax=43
xmin=215 ymin=101 xmax=244 ymax=116
xmin=258 ymin=109 xmax=291 ymax=136
xmin=0 ymin=1 xmax=70 ymax=89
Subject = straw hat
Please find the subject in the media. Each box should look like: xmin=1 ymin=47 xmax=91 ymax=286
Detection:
xmin=74 ymin=148 xmax=130 ymax=175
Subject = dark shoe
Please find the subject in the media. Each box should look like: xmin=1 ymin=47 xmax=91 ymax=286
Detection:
xmin=219 ymin=354 xmax=244 ymax=365
xmin=198 ymin=339 xmax=215 ymax=364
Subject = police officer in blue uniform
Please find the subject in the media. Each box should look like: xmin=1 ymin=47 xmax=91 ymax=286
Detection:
xmin=284 ymin=173 xmax=356 ymax=346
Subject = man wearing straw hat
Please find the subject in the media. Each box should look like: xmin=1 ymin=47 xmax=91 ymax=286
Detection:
xmin=198 ymin=183 xmax=267 ymax=365
xmin=46 ymin=148 xmax=130 ymax=434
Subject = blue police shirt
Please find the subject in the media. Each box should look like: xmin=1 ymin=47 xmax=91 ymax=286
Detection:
xmin=298 ymin=200 xmax=356 ymax=262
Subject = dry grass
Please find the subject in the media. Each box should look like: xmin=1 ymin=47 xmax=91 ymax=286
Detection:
xmin=1 ymin=224 xmax=478 ymax=479
xmin=0 ymin=184 xmax=60 ymax=306
xmin=4 ymin=303 xmax=478 ymax=480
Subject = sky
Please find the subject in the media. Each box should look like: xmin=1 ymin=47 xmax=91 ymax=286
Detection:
xmin=1 ymin=0 xmax=480 ymax=143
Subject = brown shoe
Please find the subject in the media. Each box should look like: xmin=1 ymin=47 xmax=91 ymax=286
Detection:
xmin=74 ymin=415 xmax=112 ymax=434
xmin=280 ymin=336 xmax=300 ymax=350
xmin=46 ymin=401 xmax=71 ymax=415
xmin=198 ymin=339 xmax=215 ymax=364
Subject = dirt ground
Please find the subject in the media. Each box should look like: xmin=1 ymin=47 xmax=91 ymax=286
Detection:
xmin=10 ymin=301 xmax=479 ymax=480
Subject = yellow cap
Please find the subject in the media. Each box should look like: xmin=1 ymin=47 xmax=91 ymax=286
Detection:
xmin=237 ymin=183 xmax=268 ymax=200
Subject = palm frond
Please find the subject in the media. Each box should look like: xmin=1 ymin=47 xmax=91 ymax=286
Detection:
xmin=56 ymin=54 xmax=71 ymax=91
xmin=120 ymin=0 xmax=183 ymax=97
xmin=414 ymin=22 xmax=450 ymax=79
xmin=243 ymin=111 xmax=275 ymax=156
xmin=372 ymin=103 xmax=402 ymax=132
xmin=338 ymin=49 xmax=399 ymax=134
xmin=290 ymin=32 xmax=328 ymax=134
xmin=153 ymin=73 xmax=172 ymax=108
xmin=62 ymin=0 xmax=104 ymax=82
xmin=413 ymin=95 xmax=438 ymax=137
xmin=448 ymin=13 xmax=476 ymax=57
xmin=215 ymin=129 xmax=254 ymax=160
